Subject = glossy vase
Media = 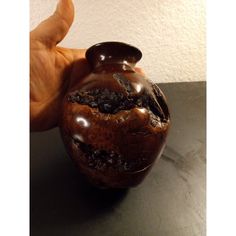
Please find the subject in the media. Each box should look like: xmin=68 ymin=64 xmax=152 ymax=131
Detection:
xmin=59 ymin=42 xmax=170 ymax=188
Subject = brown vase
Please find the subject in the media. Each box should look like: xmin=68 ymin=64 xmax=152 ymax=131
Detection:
xmin=59 ymin=42 xmax=170 ymax=189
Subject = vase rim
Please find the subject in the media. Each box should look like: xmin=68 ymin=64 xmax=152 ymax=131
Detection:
xmin=85 ymin=41 xmax=142 ymax=66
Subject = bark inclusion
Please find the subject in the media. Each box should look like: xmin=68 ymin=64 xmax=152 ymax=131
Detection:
xmin=72 ymin=136 xmax=147 ymax=172
xmin=68 ymin=73 xmax=166 ymax=122
xmin=68 ymin=73 xmax=167 ymax=172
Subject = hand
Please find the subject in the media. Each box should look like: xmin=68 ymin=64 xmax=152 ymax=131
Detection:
xmin=30 ymin=0 xmax=90 ymax=131
xmin=30 ymin=0 xmax=145 ymax=132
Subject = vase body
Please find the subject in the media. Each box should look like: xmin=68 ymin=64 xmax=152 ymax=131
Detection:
xmin=59 ymin=42 xmax=170 ymax=188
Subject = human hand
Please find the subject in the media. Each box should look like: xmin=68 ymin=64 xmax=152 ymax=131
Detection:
xmin=30 ymin=0 xmax=90 ymax=131
xmin=30 ymin=0 xmax=145 ymax=132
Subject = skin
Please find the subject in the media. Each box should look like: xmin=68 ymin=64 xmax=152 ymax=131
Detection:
xmin=30 ymin=0 xmax=144 ymax=132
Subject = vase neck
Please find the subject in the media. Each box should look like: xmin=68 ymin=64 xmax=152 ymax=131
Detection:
xmin=93 ymin=61 xmax=135 ymax=73
xmin=85 ymin=42 xmax=142 ymax=72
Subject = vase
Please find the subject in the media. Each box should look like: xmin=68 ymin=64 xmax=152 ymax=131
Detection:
xmin=59 ymin=42 xmax=170 ymax=189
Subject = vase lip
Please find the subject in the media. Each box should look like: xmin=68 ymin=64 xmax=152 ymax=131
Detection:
xmin=85 ymin=41 xmax=142 ymax=66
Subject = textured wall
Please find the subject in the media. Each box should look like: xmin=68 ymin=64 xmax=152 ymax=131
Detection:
xmin=30 ymin=0 xmax=205 ymax=83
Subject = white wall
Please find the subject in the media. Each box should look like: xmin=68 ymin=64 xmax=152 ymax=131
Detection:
xmin=30 ymin=0 xmax=205 ymax=83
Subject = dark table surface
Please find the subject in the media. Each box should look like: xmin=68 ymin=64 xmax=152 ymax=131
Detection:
xmin=31 ymin=82 xmax=206 ymax=236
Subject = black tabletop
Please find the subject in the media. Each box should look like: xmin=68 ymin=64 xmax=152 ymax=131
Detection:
xmin=30 ymin=82 xmax=206 ymax=236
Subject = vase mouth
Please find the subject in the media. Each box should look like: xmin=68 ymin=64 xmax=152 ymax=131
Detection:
xmin=85 ymin=41 xmax=142 ymax=67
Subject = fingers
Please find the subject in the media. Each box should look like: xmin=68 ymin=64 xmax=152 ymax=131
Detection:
xmin=67 ymin=49 xmax=91 ymax=89
xmin=135 ymin=67 xmax=145 ymax=76
xmin=31 ymin=0 xmax=74 ymax=47
xmin=70 ymin=48 xmax=87 ymax=61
